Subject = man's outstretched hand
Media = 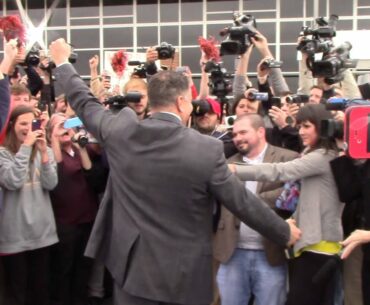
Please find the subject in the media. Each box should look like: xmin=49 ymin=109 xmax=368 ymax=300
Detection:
xmin=286 ymin=218 xmax=302 ymax=247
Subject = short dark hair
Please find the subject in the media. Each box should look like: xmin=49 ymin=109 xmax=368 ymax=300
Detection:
xmin=231 ymin=94 xmax=264 ymax=116
xmin=234 ymin=113 xmax=266 ymax=130
xmin=296 ymin=103 xmax=337 ymax=152
xmin=148 ymin=71 xmax=189 ymax=108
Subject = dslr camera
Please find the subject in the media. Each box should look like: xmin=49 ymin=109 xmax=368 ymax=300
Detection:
xmin=156 ymin=42 xmax=176 ymax=60
xmin=219 ymin=13 xmax=258 ymax=56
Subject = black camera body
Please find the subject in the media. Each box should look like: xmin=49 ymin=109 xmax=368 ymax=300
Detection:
xmin=297 ymin=38 xmax=333 ymax=56
xmin=204 ymin=61 xmax=232 ymax=99
xmin=297 ymin=15 xmax=357 ymax=84
xmin=286 ymin=94 xmax=309 ymax=104
xmin=220 ymin=14 xmax=258 ymax=56
xmin=72 ymin=134 xmax=89 ymax=148
xmin=128 ymin=61 xmax=147 ymax=78
xmin=156 ymin=42 xmax=175 ymax=60
xmin=297 ymin=15 xmax=338 ymax=56
xmin=310 ymin=42 xmax=357 ymax=84
xmin=192 ymin=99 xmax=212 ymax=116
xmin=104 ymin=91 xmax=143 ymax=113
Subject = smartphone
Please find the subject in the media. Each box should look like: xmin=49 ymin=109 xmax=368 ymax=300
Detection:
xmin=63 ymin=117 xmax=83 ymax=129
xmin=271 ymin=97 xmax=282 ymax=108
xmin=32 ymin=119 xmax=42 ymax=131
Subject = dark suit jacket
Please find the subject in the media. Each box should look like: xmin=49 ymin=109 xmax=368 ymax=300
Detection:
xmin=213 ymin=145 xmax=299 ymax=266
xmin=54 ymin=64 xmax=291 ymax=305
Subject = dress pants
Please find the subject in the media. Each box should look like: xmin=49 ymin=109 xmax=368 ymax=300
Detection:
xmin=113 ymin=282 xmax=208 ymax=305
xmin=50 ymin=222 xmax=93 ymax=305
xmin=286 ymin=251 xmax=338 ymax=305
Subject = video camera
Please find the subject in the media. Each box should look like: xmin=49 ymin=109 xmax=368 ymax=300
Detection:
xmin=297 ymin=15 xmax=338 ymax=56
xmin=321 ymin=98 xmax=370 ymax=159
xmin=247 ymin=91 xmax=269 ymax=101
xmin=204 ymin=61 xmax=232 ymax=100
xmin=128 ymin=61 xmax=147 ymax=78
xmin=285 ymin=94 xmax=309 ymax=104
xmin=63 ymin=117 xmax=97 ymax=148
xmin=219 ymin=13 xmax=258 ymax=56
xmin=104 ymin=91 xmax=142 ymax=113
xmin=156 ymin=42 xmax=176 ymax=60
xmin=297 ymin=15 xmax=357 ymax=84
xmin=309 ymin=42 xmax=357 ymax=84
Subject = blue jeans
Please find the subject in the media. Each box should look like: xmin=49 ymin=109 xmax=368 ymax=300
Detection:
xmin=217 ymin=249 xmax=287 ymax=305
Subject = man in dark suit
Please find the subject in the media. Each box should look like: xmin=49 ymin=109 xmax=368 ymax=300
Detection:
xmin=213 ymin=114 xmax=299 ymax=305
xmin=49 ymin=38 xmax=301 ymax=305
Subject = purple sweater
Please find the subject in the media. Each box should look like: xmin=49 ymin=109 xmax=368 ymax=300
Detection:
xmin=50 ymin=148 xmax=98 ymax=225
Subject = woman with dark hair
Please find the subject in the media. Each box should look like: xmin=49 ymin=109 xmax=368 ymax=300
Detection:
xmin=231 ymin=89 xmax=264 ymax=117
xmin=0 ymin=105 xmax=58 ymax=305
xmin=230 ymin=103 xmax=344 ymax=305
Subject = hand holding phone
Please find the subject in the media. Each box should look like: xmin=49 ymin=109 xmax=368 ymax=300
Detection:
xmin=32 ymin=119 xmax=42 ymax=131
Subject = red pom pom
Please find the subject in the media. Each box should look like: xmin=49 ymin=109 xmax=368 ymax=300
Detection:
xmin=0 ymin=15 xmax=25 ymax=45
xmin=198 ymin=36 xmax=220 ymax=62
xmin=111 ymin=50 xmax=127 ymax=77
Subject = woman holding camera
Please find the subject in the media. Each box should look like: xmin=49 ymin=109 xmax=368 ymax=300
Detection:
xmin=0 ymin=105 xmax=58 ymax=305
xmin=230 ymin=104 xmax=344 ymax=305
xmin=48 ymin=113 xmax=102 ymax=305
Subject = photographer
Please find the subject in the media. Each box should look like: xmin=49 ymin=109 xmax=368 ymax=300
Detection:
xmin=297 ymin=37 xmax=361 ymax=101
xmin=195 ymin=52 xmax=236 ymax=158
xmin=330 ymin=155 xmax=370 ymax=305
xmin=122 ymin=78 xmax=149 ymax=120
xmin=48 ymin=113 xmax=101 ymax=305
xmin=0 ymin=105 xmax=58 ymax=305
xmin=267 ymin=93 xmax=303 ymax=153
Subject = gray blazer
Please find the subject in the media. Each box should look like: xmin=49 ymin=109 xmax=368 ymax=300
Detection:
xmin=54 ymin=64 xmax=291 ymax=305
xmin=234 ymin=148 xmax=344 ymax=254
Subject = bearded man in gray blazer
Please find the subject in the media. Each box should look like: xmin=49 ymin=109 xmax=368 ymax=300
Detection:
xmin=49 ymin=38 xmax=301 ymax=305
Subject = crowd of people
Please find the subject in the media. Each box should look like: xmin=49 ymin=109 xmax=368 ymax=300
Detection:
xmin=0 ymin=16 xmax=369 ymax=305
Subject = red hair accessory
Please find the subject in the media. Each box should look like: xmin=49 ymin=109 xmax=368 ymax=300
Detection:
xmin=111 ymin=50 xmax=127 ymax=77
xmin=198 ymin=36 xmax=220 ymax=62
xmin=0 ymin=15 xmax=25 ymax=45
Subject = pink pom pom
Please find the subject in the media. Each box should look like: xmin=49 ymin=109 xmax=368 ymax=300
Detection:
xmin=198 ymin=36 xmax=220 ymax=62
xmin=111 ymin=50 xmax=127 ymax=77
xmin=0 ymin=15 xmax=26 ymax=45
